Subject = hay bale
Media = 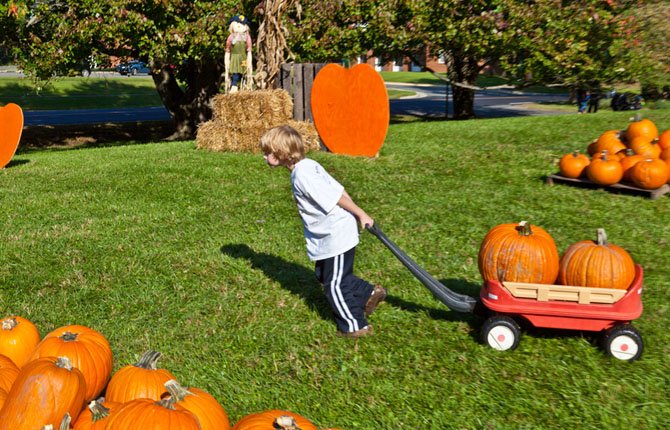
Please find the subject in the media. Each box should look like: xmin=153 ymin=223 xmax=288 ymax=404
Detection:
xmin=197 ymin=89 xmax=321 ymax=154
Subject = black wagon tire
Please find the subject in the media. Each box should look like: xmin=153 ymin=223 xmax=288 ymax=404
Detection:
xmin=481 ymin=315 xmax=521 ymax=351
xmin=603 ymin=324 xmax=643 ymax=362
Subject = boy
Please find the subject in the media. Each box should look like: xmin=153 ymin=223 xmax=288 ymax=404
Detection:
xmin=260 ymin=125 xmax=386 ymax=338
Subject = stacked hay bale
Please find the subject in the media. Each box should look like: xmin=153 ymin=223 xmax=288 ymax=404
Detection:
xmin=196 ymin=89 xmax=320 ymax=153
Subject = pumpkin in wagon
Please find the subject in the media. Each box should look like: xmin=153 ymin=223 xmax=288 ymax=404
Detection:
xmin=558 ymin=228 xmax=635 ymax=290
xmin=478 ymin=221 xmax=559 ymax=284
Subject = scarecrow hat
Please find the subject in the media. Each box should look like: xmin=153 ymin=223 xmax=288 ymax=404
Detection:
xmin=228 ymin=14 xmax=249 ymax=25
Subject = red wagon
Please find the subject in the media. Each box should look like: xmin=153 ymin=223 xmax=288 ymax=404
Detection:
xmin=367 ymin=224 xmax=644 ymax=362
xmin=480 ymin=265 xmax=644 ymax=361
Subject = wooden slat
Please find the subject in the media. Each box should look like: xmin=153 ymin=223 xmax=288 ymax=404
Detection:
xmin=502 ymin=281 xmax=627 ymax=304
xmin=546 ymin=173 xmax=670 ymax=200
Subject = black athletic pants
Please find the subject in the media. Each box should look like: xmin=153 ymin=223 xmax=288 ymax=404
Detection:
xmin=314 ymin=247 xmax=374 ymax=333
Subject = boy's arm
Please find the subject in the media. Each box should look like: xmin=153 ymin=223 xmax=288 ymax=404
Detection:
xmin=337 ymin=190 xmax=374 ymax=229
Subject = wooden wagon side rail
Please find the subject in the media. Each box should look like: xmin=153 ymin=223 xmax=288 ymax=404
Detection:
xmin=501 ymin=281 xmax=627 ymax=305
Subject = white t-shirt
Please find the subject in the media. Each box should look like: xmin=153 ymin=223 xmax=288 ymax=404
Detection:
xmin=291 ymin=158 xmax=359 ymax=261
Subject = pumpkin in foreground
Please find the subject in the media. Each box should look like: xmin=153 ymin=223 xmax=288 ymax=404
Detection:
xmin=558 ymin=228 xmax=635 ymax=290
xmin=232 ymin=410 xmax=318 ymax=430
xmin=478 ymin=221 xmax=559 ymax=284
xmin=164 ymin=379 xmax=231 ymax=430
xmin=73 ymin=399 xmax=123 ymax=430
xmin=105 ymin=349 xmax=176 ymax=403
xmin=105 ymin=397 xmax=201 ymax=430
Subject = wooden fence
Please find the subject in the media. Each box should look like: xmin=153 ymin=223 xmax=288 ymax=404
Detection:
xmin=278 ymin=63 xmax=327 ymax=122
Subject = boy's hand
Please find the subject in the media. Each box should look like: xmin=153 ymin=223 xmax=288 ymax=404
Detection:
xmin=359 ymin=214 xmax=374 ymax=230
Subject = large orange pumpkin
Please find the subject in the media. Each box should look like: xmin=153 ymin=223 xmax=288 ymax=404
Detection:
xmin=629 ymin=158 xmax=669 ymax=189
xmin=0 ymin=356 xmax=87 ymax=427
xmin=558 ymin=228 xmax=635 ymax=290
xmin=587 ymin=151 xmax=623 ymax=185
xmin=105 ymin=397 xmax=201 ymax=430
xmin=558 ymin=151 xmax=590 ymax=178
xmin=232 ymin=410 xmax=318 ymax=430
xmin=105 ymin=350 xmax=176 ymax=403
xmin=0 ymin=353 xmax=20 ymax=392
xmin=73 ymin=399 xmax=124 ymax=430
xmin=30 ymin=324 xmax=112 ymax=401
xmin=478 ymin=221 xmax=559 ymax=284
xmin=164 ymin=379 xmax=231 ymax=430
xmin=0 ymin=315 xmax=41 ymax=368
xmin=625 ymin=117 xmax=658 ymax=142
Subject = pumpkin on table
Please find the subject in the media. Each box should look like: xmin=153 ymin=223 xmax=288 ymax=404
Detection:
xmin=478 ymin=221 xmax=559 ymax=284
xmin=625 ymin=116 xmax=658 ymax=142
xmin=589 ymin=130 xmax=625 ymax=156
xmin=164 ymin=379 xmax=231 ymax=430
xmin=619 ymin=149 xmax=644 ymax=182
xmin=0 ymin=315 xmax=41 ymax=368
xmin=658 ymin=129 xmax=670 ymax=150
xmin=232 ymin=410 xmax=318 ymax=430
xmin=559 ymin=151 xmax=590 ymax=178
xmin=30 ymin=324 xmax=113 ymax=401
xmin=105 ymin=350 xmax=176 ymax=403
xmin=558 ymin=228 xmax=635 ymax=290
xmin=587 ymin=151 xmax=623 ymax=185
xmin=0 ymin=356 xmax=87 ymax=428
xmin=628 ymin=136 xmax=661 ymax=159
xmin=629 ymin=157 xmax=669 ymax=190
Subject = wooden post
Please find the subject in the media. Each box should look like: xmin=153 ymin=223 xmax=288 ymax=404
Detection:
xmin=279 ymin=63 xmax=327 ymax=121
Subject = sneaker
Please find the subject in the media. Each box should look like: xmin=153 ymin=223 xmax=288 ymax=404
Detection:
xmin=337 ymin=325 xmax=374 ymax=338
xmin=365 ymin=285 xmax=387 ymax=316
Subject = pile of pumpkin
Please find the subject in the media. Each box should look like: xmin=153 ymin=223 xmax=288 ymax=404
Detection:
xmin=559 ymin=116 xmax=670 ymax=189
xmin=478 ymin=221 xmax=635 ymax=290
xmin=0 ymin=319 xmax=337 ymax=430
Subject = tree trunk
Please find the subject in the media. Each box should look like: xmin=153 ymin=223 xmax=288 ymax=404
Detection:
xmin=447 ymin=51 xmax=480 ymax=120
xmin=152 ymin=58 xmax=226 ymax=140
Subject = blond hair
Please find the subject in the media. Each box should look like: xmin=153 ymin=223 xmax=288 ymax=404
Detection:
xmin=260 ymin=125 xmax=305 ymax=166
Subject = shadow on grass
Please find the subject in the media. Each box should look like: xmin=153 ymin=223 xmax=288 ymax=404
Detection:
xmin=220 ymin=243 xmax=333 ymax=322
xmin=5 ymin=159 xmax=30 ymax=168
xmin=18 ymin=121 xmax=175 ymax=153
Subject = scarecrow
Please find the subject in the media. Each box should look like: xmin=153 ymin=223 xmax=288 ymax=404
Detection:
xmin=225 ymin=14 xmax=253 ymax=93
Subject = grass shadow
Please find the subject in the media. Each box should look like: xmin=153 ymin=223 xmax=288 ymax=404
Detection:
xmin=220 ymin=243 xmax=333 ymax=322
xmin=5 ymin=159 xmax=30 ymax=168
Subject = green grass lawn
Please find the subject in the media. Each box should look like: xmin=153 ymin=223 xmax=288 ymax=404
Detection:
xmin=3 ymin=112 xmax=670 ymax=429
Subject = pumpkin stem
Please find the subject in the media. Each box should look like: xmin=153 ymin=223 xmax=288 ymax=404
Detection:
xmin=596 ymin=228 xmax=608 ymax=246
xmin=136 ymin=350 xmax=162 ymax=369
xmin=274 ymin=416 xmax=302 ymax=430
xmin=572 ymin=150 xmax=580 ymax=157
xmin=1 ymin=317 xmax=18 ymax=330
xmin=59 ymin=331 xmax=79 ymax=342
xmin=55 ymin=356 xmax=74 ymax=371
xmin=88 ymin=400 xmax=111 ymax=422
xmin=59 ymin=414 xmax=71 ymax=430
xmin=157 ymin=396 xmax=178 ymax=410
xmin=164 ymin=379 xmax=192 ymax=402
xmin=515 ymin=221 xmax=532 ymax=236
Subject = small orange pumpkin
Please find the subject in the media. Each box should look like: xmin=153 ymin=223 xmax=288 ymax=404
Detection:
xmin=592 ymin=130 xmax=626 ymax=155
xmin=30 ymin=324 xmax=113 ymax=401
xmin=619 ymin=149 xmax=644 ymax=182
xmin=73 ymin=399 xmax=124 ymax=430
xmin=587 ymin=151 xmax=623 ymax=185
xmin=164 ymin=379 xmax=231 ymax=430
xmin=0 ymin=356 xmax=87 ymax=426
xmin=629 ymin=158 xmax=669 ymax=189
xmin=478 ymin=221 xmax=559 ymax=284
xmin=558 ymin=228 xmax=635 ymax=290
xmin=559 ymin=151 xmax=590 ymax=178
xmin=626 ymin=116 xmax=658 ymax=142
xmin=0 ymin=315 xmax=41 ymax=368
xmin=232 ymin=410 xmax=318 ymax=430
xmin=105 ymin=397 xmax=201 ymax=430
xmin=105 ymin=350 xmax=176 ymax=403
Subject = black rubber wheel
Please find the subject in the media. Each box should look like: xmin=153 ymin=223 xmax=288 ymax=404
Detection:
xmin=480 ymin=315 xmax=521 ymax=351
xmin=603 ymin=324 xmax=643 ymax=362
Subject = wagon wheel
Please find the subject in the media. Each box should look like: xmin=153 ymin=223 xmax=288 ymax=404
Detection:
xmin=481 ymin=315 xmax=521 ymax=351
xmin=603 ymin=324 xmax=643 ymax=362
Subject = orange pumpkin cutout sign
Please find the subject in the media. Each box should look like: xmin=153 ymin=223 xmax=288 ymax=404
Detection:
xmin=0 ymin=103 xmax=23 ymax=169
xmin=311 ymin=64 xmax=389 ymax=157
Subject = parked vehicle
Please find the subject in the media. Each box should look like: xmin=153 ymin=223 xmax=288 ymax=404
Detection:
xmin=116 ymin=60 xmax=151 ymax=76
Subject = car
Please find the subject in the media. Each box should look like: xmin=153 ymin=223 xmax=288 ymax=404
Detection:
xmin=116 ymin=60 xmax=151 ymax=76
